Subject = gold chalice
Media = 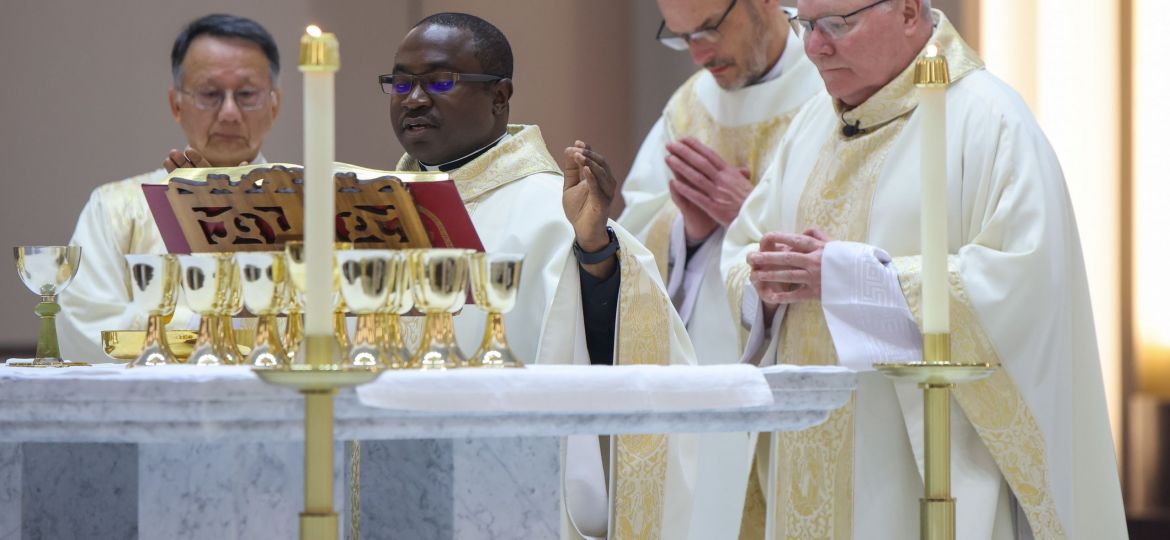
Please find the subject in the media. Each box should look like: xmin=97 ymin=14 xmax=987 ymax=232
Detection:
xmin=468 ymin=253 xmax=525 ymax=368
xmin=336 ymin=249 xmax=394 ymax=367
xmin=283 ymin=241 xmax=307 ymax=363
xmin=410 ymin=249 xmax=471 ymax=370
xmin=178 ymin=253 xmax=235 ymax=366
xmin=12 ymin=245 xmax=86 ymax=367
xmin=216 ymin=256 xmax=245 ymax=365
xmin=284 ymin=241 xmax=351 ymax=365
xmin=379 ymin=250 xmax=414 ymax=369
xmin=125 ymin=254 xmax=181 ymax=367
xmin=238 ymin=252 xmax=288 ymax=367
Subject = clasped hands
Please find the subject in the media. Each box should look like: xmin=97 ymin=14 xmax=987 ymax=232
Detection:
xmin=665 ymin=137 xmax=753 ymax=244
xmin=748 ymin=227 xmax=834 ymax=321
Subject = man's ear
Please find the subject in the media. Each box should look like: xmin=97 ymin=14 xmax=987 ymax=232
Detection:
xmin=902 ymin=0 xmax=923 ymax=27
xmin=168 ymin=88 xmax=182 ymax=123
xmin=492 ymin=78 xmax=514 ymax=116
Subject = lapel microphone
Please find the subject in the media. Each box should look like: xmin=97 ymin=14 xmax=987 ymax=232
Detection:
xmin=842 ymin=120 xmax=862 ymax=137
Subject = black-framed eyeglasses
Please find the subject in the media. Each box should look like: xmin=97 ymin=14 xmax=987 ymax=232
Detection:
xmin=179 ymin=87 xmax=273 ymax=111
xmin=655 ymin=0 xmax=738 ymax=51
xmin=378 ymin=72 xmax=504 ymax=96
xmin=789 ymin=0 xmax=892 ymax=41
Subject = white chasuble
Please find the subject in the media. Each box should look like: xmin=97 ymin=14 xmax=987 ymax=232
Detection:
xmin=722 ymin=12 xmax=1125 ymax=540
xmin=397 ymin=124 xmax=699 ymax=540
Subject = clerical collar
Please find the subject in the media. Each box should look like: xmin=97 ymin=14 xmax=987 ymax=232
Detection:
xmin=419 ymin=133 xmax=508 ymax=172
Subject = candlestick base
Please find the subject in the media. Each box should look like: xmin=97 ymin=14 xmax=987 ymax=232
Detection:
xmin=253 ymin=364 xmax=382 ymax=392
xmin=874 ymin=361 xmax=998 ymax=386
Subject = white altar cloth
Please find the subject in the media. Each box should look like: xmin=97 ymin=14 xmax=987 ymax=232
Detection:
xmin=354 ymin=364 xmax=773 ymax=412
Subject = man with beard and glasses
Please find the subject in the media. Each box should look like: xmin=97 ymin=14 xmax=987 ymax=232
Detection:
xmin=383 ymin=13 xmax=707 ymax=539
xmin=615 ymin=1 xmax=824 ymax=535
xmin=723 ymin=0 xmax=1125 ymax=537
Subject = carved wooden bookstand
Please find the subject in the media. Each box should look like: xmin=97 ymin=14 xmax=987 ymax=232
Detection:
xmin=162 ymin=165 xmax=435 ymax=252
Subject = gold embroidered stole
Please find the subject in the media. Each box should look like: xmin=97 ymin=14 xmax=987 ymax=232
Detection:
xmin=609 ymin=223 xmax=676 ymax=539
xmin=892 ymin=258 xmax=1066 ymax=538
xmin=645 ymin=75 xmax=801 ymax=279
xmin=732 ymin=14 xmax=989 ymax=539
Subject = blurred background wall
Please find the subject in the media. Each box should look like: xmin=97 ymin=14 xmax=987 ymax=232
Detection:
xmin=7 ymin=0 xmax=1166 ymax=535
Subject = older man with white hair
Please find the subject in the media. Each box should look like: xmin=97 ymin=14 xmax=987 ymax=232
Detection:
xmin=723 ymin=0 xmax=1126 ymax=538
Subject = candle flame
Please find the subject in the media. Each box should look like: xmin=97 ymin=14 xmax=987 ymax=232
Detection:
xmin=926 ymin=43 xmax=939 ymax=58
xmin=306 ymin=25 xmax=322 ymax=37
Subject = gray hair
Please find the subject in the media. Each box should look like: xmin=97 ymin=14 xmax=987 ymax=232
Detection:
xmin=171 ymin=14 xmax=280 ymax=88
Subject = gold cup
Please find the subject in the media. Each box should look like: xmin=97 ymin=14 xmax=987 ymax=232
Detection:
xmin=178 ymin=253 xmax=235 ymax=366
xmin=284 ymin=241 xmax=352 ymax=365
xmin=410 ymin=249 xmax=471 ymax=370
xmin=216 ymin=256 xmax=245 ymax=365
xmin=336 ymin=249 xmax=394 ymax=367
xmin=238 ymin=252 xmax=289 ymax=367
xmin=125 ymin=254 xmax=181 ymax=367
xmin=283 ymin=241 xmax=307 ymax=363
xmin=12 ymin=245 xmax=85 ymax=367
xmin=468 ymin=253 xmax=525 ymax=368
xmin=379 ymin=251 xmax=414 ymax=369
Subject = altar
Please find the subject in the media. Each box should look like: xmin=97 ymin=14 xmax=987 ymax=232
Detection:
xmin=0 ymin=363 xmax=856 ymax=539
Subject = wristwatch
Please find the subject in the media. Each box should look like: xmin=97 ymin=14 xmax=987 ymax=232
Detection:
xmin=573 ymin=226 xmax=619 ymax=265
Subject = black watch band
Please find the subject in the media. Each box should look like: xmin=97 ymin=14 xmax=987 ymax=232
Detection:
xmin=573 ymin=226 xmax=619 ymax=265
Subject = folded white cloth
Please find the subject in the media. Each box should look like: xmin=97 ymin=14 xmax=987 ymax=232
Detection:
xmin=356 ymin=364 xmax=773 ymax=413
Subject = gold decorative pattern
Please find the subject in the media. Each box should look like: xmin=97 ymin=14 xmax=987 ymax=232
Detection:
xmin=725 ymin=262 xmax=752 ymax=352
xmin=610 ymin=227 xmax=673 ymax=540
xmin=644 ymin=202 xmax=679 ymax=281
xmin=395 ymin=124 xmax=562 ymax=205
xmin=758 ymin=18 xmax=986 ymax=537
xmin=892 ymin=256 xmax=1066 ymax=539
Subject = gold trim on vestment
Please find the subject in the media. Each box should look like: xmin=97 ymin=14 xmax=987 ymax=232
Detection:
xmin=395 ymin=124 xmax=561 ymax=204
xmin=892 ymin=256 xmax=1066 ymax=539
xmin=610 ymin=225 xmax=674 ymax=540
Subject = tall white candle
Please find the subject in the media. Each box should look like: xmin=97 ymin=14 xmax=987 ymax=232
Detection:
xmin=299 ymin=25 xmax=339 ymax=363
xmin=918 ymin=44 xmax=950 ymax=337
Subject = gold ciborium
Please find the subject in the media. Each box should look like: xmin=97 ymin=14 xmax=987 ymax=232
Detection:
xmin=336 ymin=249 xmax=393 ymax=367
xmin=410 ymin=249 xmax=471 ymax=370
xmin=179 ymin=253 xmax=235 ymax=366
xmin=379 ymin=251 xmax=414 ymax=369
xmin=12 ymin=245 xmax=86 ymax=367
xmin=468 ymin=253 xmax=524 ymax=368
xmin=125 ymin=254 xmax=181 ymax=367
xmin=238 ymin=252 xmax=288 ymax=367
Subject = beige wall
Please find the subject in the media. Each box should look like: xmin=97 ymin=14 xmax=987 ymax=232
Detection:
xmin=0 ymin=1 xmax=965 ymax=349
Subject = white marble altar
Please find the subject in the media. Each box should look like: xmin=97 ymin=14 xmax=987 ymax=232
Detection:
xmin=0 ymin=364 xmax=856 ymax=539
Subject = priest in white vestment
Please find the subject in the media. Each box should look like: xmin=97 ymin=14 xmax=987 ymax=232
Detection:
xmin=387 ymin=14 xmax=697 ymax=540
xmin=620 ymin=0 xmax=822 ymax=369
xmin=722 ymin=2 xmax=1126 ymax=538
xmin=59 ymin=14 xmax=282 ymax=363
xmin=618 ymin=2 xmax=825 ymax=537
